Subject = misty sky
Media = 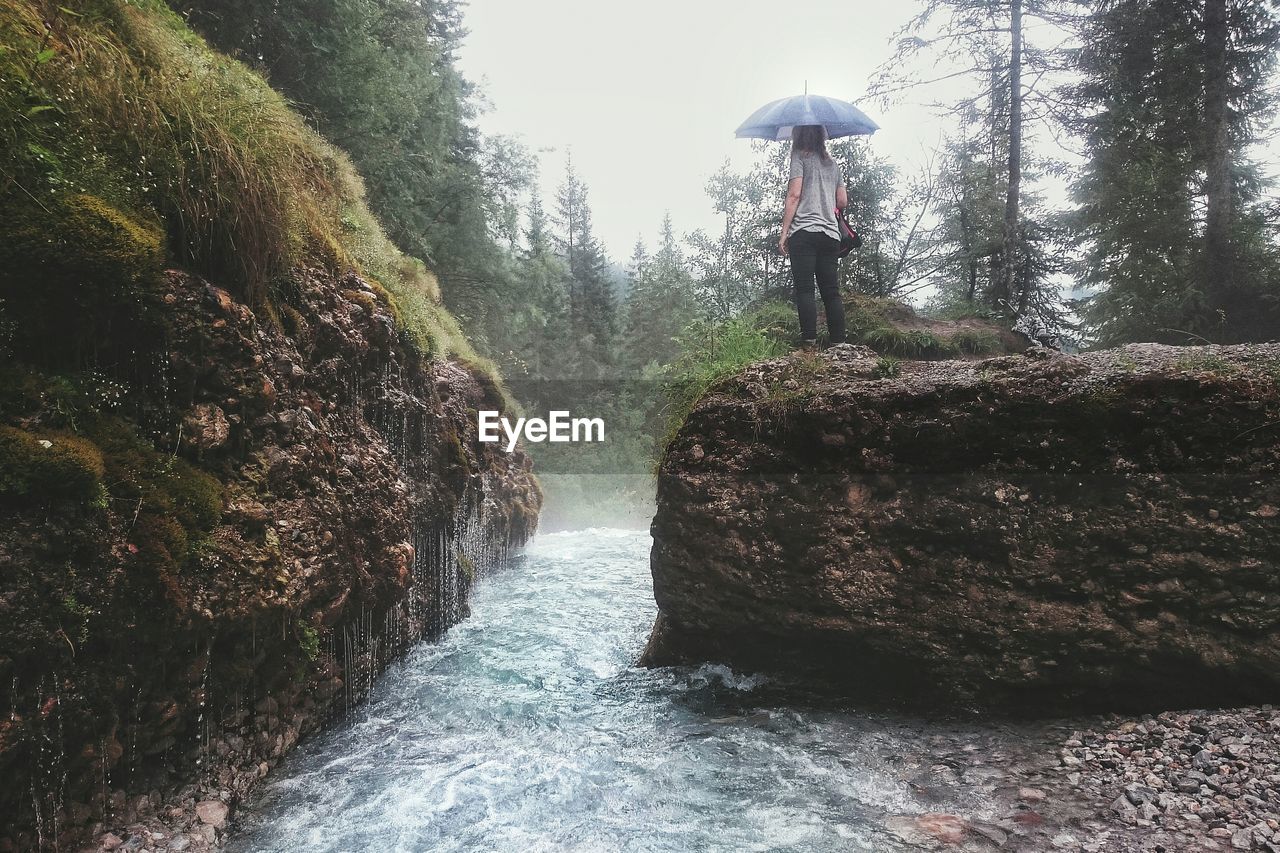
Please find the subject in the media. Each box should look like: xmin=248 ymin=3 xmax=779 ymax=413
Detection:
xmin=455 ymin=0 xmax=934 ymax=259
xmin=456 ymin=0 xmax=1280 ymax=262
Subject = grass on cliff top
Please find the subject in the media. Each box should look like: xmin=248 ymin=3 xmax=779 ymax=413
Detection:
xmin=844 ymin=295 xmax=1006 ymax=359
xmin=658 ymin=306 xmax=791 ymax=457
xmin=654 ymin=296 xmax=1012 ymax=462
xmin=0 ymin=0 xmax=491 ymax=376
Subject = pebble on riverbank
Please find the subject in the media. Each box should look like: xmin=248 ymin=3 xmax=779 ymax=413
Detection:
xmin=1066 ymin=706 xmax=1280 ymax=852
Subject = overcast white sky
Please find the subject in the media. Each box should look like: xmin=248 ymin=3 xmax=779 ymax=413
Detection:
xmin=455 ymin=0 xmax=939 ymax=259
xmin=456 ymin=0 xmax=1280 ymax=262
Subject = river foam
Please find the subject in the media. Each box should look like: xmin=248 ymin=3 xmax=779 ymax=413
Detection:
xmin=229 ymin=529 xmax=1052 ymax=852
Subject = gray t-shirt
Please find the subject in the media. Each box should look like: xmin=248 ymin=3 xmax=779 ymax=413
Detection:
xmin=787 ymin=152 xmax=842 ymax=240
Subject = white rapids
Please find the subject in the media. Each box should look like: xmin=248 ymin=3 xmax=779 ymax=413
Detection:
xmin=229 ymin=528 xmax=1064 ymax=852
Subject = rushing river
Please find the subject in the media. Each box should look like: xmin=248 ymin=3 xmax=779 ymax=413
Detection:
xmin=229 ymin=529 xmax=1080 ymax=852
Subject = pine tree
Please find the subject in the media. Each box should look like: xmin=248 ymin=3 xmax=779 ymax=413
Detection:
xmin=554 ymin=153 xmax=586 ymax=327
xmin=1070 ymin=0 xmax=1280 ymax=343
xmin=623 ymin=215 xmax=698 ymax=368
xmin=520 ymin=192 xmax=574 ymax=377
xmin=623 ymin=238 xmax=652 ymax=328
xmin=525 ymin=190 xmax=552 ymax=258
xmin=871 ymin=0 xmax=1074 ymax=324
xmin=553 ymin=157 xmax=617 ymax=374
xmin=929 ymin=134 xmax=1005 ymax=312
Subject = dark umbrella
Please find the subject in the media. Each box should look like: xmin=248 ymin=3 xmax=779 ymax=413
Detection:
xmin=735 ymin=93 xmax=879 ymax=141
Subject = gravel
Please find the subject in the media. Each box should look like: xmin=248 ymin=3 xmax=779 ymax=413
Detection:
xmin=1063 ymin=706 xmax=1280 ymax=852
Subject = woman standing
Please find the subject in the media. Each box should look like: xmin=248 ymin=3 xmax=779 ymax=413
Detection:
xmin=778 ymin=125 xmax=848 ymax=349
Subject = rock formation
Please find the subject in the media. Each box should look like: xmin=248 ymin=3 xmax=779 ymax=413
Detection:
xmin=0 ymin=264 xmax=539 ymax=849
xmin=643 ymin=343 xmax=1280 ymax=714
xmin=0 ymin=3 xmax=539 ymax=847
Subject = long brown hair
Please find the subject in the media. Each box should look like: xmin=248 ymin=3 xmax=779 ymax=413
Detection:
xmin=791 ymin=125 xmax=831 ymax=162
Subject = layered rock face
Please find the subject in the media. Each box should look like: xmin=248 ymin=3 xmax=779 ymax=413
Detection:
xmin=0 ymin=266 xmax=539 ymax=849
xmin=643 ymin=343 xmax=1280 ymax=713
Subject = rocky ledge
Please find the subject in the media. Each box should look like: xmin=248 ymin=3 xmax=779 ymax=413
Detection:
xmin=1 ymin=266 xmax=540 ymax=851
xmin=642 ymin=342 xmax=1280 ymax=713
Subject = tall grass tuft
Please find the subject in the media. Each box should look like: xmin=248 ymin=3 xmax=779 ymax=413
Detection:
xmin=0 ymin=0 xmax=485 ymax=371
xmin=950 ymin=329 xmax=1003 ymax=356
xmin=658 ymin=307 xmax=791 ymax=456
xmin=863 ymin=327 xmax=961 ymax=359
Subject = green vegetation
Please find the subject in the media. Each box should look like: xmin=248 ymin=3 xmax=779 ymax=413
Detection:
xmin=0 ymin=366 xmax=222 ymax=597
xmin=1261 ymin=355 xmax=1280 ymax=386
xmin=874 ymin=356 xmax=903 ymax=379
xmin=458 ymin=355 xmax=518 ymax=417
xmin=864 ymin=327 xmax=959 ymax=359
xmin=2 ymin=193 xmax=164 ymax=286
xmin=1173 ymin=352 xmax=1244 ymax=377
xmin=842 ymin=296 xmax=900 ymax=341
xmin=457 ymin=551 xmax=477 ymax=585
xmin=759 ymin=352 xmax=831 ymax=414
xmin=951 ymin=329 xmax=1004 ymax=355
xmin=658 ymin=308 xmax=791 ymax=453
xmin=0 ymin=424 xmax=105 ymax=500
xmin=297 ymin=621 xmax=321 ymax=662
xmin=0 ymin=0 xmax=485 ymax=368
xmin=173 ymin=0 xmax=513 ymax=307
xmin=3 ymin=0 xmax=327 ymax=291
xmin=842 ymin=296 xmax=1005 ymax=359
xmin=0 ymin=192 xmax=166 ymax=362
xmin=1072 ymin=0 xmax=1280 ymax=344
xmin=85 ymin=412 xmax=223 ymax=608
xmin=86 ymin=415 xmax=223 ymax=532
xmin=1113 ymin=351 xmax=1140 ymax=373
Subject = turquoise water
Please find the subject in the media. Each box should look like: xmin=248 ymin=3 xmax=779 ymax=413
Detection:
xmin=229 ymin=529 xmax=1054 ymax=852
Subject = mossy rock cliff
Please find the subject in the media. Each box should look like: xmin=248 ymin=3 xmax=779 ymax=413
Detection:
xmin=0 ymin=0 xmax=540 ymax=849
xmin=644 ymin=343 xmax=1280 ymax=714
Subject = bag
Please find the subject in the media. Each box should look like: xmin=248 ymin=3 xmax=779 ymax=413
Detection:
xmin=835 ymin=207 xmax=863 ymax=258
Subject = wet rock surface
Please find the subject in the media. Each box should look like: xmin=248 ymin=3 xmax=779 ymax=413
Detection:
xmin=643 ymin=342 xmax=1280 ymax=713
xmin=862 ymin=719 xmax=1104 ymax=852
xmin=1 ymin=267 xmax=540 ymax=850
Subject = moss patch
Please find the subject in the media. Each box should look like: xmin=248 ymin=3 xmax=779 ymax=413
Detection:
xmin=457 ymin=355 xmax=517 ymax=416
xmin=0 ymin=193 xmax=165 ymax=364
xmin=0 ymin=425 xmax=105 ymax=500
xmin=1 ymin=193 xmax=164 ymax=284
xmin=1 ymin=365 xmax=223 ymax=582
xmin=84 ymin=414 xmax=223 ymax=535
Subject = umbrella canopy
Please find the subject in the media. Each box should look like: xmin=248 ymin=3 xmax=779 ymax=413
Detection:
xmin=735 ymin=93 xmax=879 ymax=141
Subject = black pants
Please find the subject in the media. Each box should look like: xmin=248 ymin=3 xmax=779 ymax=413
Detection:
xmin=788 ymin=228 xmax=846 ymax=343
